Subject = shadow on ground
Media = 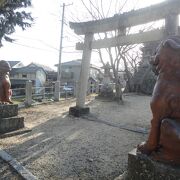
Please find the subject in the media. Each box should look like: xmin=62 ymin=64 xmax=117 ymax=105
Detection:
xmin=1 ymin=95 xmax=151 ymax=179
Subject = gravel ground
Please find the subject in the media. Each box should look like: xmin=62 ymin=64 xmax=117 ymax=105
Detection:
xmin=0 ymin=94 xmax=151 ymax=180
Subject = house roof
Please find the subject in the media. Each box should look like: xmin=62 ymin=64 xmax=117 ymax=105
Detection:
xmin=57 ymin=59 xmax=100 ymax=70
xmin=28 ymin=62 xmax=55 ymax=72
xmin=61 ymin=59 xmax=82 ymax=66
xmin=11 ymin=66 xmax=43 ymax=74
xmin=10 ymin=62 xmax=55 ymax=75
xmin=90 ymin=64 xmax=100 ymax=70
xmin=7 ymin=61 xmax=21 ymax=68
xmin=89 ymin=76 xmax=98 ymax=82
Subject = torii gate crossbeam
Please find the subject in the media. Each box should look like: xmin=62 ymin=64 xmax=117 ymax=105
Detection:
xmin=69 ymin=0 xmax=180 ymax=117
xmin=70 ymin=0 xmax=180 ymax=35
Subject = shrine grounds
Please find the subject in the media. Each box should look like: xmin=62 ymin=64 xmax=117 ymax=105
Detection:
xmin=0 ymin=94 xmax=151 ymax=180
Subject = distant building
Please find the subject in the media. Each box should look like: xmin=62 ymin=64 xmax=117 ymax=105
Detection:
xmin=27 ymin=63 xmax=57 ymax=82
xmin=56 ymin=59 xmax=101 ymax=86
xmin=55 ymin=59 xmax=102 ymax=94
xmin=10 ymin=62 xmax=57 ymax=88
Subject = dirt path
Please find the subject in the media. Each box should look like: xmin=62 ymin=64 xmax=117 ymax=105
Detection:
xmin=0 ymin=94 xmax=151 ymax=180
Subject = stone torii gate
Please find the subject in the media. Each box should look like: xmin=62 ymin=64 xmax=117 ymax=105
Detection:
xmin=69 ymin=0 xmax=180 ymax=117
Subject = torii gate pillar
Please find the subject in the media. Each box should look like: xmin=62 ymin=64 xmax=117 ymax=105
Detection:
xmin=69 ymin=33 xmax=93 ymax=117
xmin=165 ymin=13 xmax=179 ymax=35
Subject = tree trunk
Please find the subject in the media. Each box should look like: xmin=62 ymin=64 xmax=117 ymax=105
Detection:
xmin=115 ymin=81 xmax=123 ymax=103
xmin=122 ymin=56 xmax=132 ymax=92
xmin=125 ymin=70 xmax=132 ymax=92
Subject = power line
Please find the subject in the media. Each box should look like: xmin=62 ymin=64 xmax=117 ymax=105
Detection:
xmin=14 ymin=35 xmax=60 ymax=51
xmin=13 ymin=42 xmax=80 ymax=53
xmin=4 ymin=40 xmax=81 ymax=55
xmin=63 ymin=27 xmax=84 ymax=42
xmin=62 ymin=51 xmax=82 ymax=53
xmin=11 ymin=41 xmax=59 ymax=53
xmin=62 ymin=45 xmax=76 ymax=48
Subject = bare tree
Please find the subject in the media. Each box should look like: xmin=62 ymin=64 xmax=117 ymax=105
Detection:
xmin=77 ymin=0 xmax=144 ymax=101
xmin=67 ymin=0 xmax=156 ymax=101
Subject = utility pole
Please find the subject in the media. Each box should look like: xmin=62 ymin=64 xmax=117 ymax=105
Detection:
xmin=55 ymin=3 xmax=72 ymax=101
xmin=57 ymin=3 xmax=65 ymax=82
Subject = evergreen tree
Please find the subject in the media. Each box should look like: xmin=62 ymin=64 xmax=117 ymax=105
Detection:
xmin=0 ymin=0 xmax=33 ymax=46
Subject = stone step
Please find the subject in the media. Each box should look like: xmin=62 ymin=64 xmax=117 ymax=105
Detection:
xmin=0 ymin=116 xmax=24 ymax=134
xmin=0 ymin=104 xmax=18 ymax=118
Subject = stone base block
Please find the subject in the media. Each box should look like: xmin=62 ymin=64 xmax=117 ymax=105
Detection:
xmin=0 ymin=104 xmax=18 ymax=118
xmin=69 ymin=106 xmax=90 ymax=117
xmin=126 ymin=148 xmax=180 ymax=180
xmin=0 ymin=116 xmax=24 ymax=134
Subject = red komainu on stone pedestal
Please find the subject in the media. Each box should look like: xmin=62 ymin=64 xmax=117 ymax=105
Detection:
xmin=0 ymin=60 xmax=24 ymax=134
xmin=137 ymin=36 xmax=180 ymax=164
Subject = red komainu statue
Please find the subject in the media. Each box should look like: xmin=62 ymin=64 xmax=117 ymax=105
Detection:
xmin=138 ymin=36 xmax=180 ymax=164
xmin=0 ymin=60 xmax=13 ymax=104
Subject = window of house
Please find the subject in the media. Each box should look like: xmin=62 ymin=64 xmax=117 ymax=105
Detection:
xmin=22 ymin=74 xmax=27 ymax=78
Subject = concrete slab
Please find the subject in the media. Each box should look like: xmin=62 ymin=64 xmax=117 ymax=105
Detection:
xmin=0 ymin=148 xmax=37 ymax=180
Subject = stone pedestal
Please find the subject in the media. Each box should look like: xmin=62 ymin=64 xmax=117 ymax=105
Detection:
xmin=0 ymin=104 xmax=18 ymax=118
xmin=69 ymin=106 xmax=90 ymax=117
xmin=126 ymin=148 xmax=180 ymax=180
xmin=0 ymin=104 xmax=24 ymax=134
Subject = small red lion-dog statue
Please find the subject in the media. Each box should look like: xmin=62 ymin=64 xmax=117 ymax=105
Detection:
xmin=0 ymin=60 xmax=13 ymax=104
xmin=138 ymin=36 xmax=180 ymax=164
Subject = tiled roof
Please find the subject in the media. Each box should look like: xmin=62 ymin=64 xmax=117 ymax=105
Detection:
xmin=28 ymin=62 xmax=55 ymax=72
xmin=11 ymin=66 xmax=41 ymax=74
xmin=7 ymin=61 xmax=21 ymax=68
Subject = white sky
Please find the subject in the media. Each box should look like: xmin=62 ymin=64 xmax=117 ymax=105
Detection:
xmin=0 ymin=0 xmax=169 ymax=70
